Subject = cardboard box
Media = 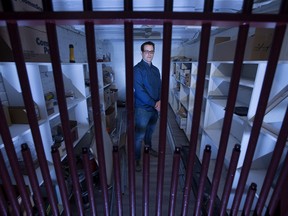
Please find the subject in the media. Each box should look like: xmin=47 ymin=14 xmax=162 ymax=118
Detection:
xmin=181 ymin=63 xmax=191 ymax=70
xmin=0 ymin=26 xmax=50 ymax=62
xmin=8 ymin=104 xmax=40 ymax=124
xmin=110 ymin=88 xmax=118 ymax=103
xmin=105 ymin=106 xmax=116 ymax=133
xmin=3 ymin=105 xmax=12 ymax=126
xmin=213 ymin=28 xmax=274 ymax=61
xmin=104 ymin=89 xmax=111 ymax=108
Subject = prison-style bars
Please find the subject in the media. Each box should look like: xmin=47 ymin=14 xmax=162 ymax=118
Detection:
xmin=0 ymin=0 xmax=288 ymax=215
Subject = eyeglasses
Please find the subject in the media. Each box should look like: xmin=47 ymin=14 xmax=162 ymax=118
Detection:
xmin=143 ymin=50 xmax=155 ymax=55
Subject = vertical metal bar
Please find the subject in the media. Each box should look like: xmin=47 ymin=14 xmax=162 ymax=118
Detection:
xmin=46 ymin=22 xmax=84 ymax=215
xmin=0 ymin=151 xmax=20 ymax=215
xmin=168 ymin=147 xmax=181 ymax=216
xmin=208 ymin=24 xmax=249 ymax=215
xmin=242 ymin=183 xmax=257 ymax=216
xmin=155 ymin=21 xmax=172 ymax=216
xmin=255 ymin=106 xmax=288 ymax=215
xmin=83 ymin=0 xmax=93 ymax=11
xmin=42 ymin=0 xmax=53 ymax=11
xmin=231 ymin=24 xmax=287 ymax=215
xmin=280 ymin=176 xmax=288 ymax=215
xmin=82 ymin=147 xmax=97 ymax=216
xmin=266 ymin=151 xmax=288 ymax=216
xmin=194 ymin=145 xmax=211 ymax=216
xmin=279 ymin=0 xmax=288 ymax=14
xmin=6 ymin=21 xmax=56 ymax=215
xmin=2 ymin=0 xmax=13 ymax=11
xmin=143 ymin=146 xmax=150 ymax=216
xmin=164 ymin=0 xmax=174 ymax=12
xmin=242 ymin=0 xmax=254 ymax=14
xmin=124 ymin=0 xmax=133 ymax=11
xmin=21 ymin=143 xmax=46 ymax=215
xmin=124 ymin=21 xmax=136 ymax=216
xmin=84 ymin=21 xmax=109 ymax=215
xmin=220 ymin=144 xmax=241 ymax=216
xmin=181 ymin=23 xmax=211 ymax=216
xmin=51 ymin=146 xmax=71 ymax=215
xmin=112 ymin=146 xmax=123 ymax=216
xmin=203 ymin=0 xmax=214 ymax=12
xmin=0 ymin=186 xmax=8 ymax=216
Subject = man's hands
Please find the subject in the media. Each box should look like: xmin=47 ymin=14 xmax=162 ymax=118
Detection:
xmin=155 ymin=100 xmax=161 ymax=111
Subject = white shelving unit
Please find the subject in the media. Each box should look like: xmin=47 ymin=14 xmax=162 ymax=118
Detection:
xmin=169 ymin=61 xmax=210 ymax=142
xmin=169 ymin=59 xmax=288 ymax=209
xmin=0 ymin=61 xmax=116 ymax=193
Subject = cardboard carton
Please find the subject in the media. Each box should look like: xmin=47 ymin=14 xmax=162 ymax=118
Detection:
xmin=8 ymin=103 xmax=40 ymax=124
xmin=213 ymin=28 xmax=274 ymax=61
xmin=0 ymin=26 xmax=50 ymax=62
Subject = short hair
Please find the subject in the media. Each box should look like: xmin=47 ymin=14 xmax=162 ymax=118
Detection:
xmin=141 ymin=41 xmax=155 ymax=52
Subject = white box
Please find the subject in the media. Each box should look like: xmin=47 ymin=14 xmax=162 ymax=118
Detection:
xmin=176 ymin=115 xmax=187 ymax=129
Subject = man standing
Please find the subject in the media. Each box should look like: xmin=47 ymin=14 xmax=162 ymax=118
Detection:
xmin=134 ymin=41 xmax=161 ymax=172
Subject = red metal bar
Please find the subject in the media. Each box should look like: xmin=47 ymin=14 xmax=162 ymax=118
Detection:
xmin=220 ymin=144 xmax=241 ymax=216
xmin=280 ymin=175 xmax=288 ymax=215
xmin=279 ymin=0 xmax=288 ymax=14
xmin=155 ymin=21 xmax=172 ymax=216
xmin=181 ymin=23 xmax=211 ymax=216
xmin=164 ymin=0 xmax=174 ymax=12
xmin=266 ymin=151 xmax=288 ymax=215
xmin=42 ymin=0 xmax=53 ymax=11
xmin=82 ymin=147 xmax=97 ymax=215
xmin=0 ymin=151 xmax=20 ymax=215
xmin=254 ymin=106 xmax=288 ymax=215
xmin=0 ymin=186 xmax=8 ymax=216
xmin=6 ymin=21 xmax=54 ymax=215
xmin=194 ymin=145 xmax=211 ymax=216
xmin=143 ymin=146 xmax=150 ymax=215
xmin=1 ymin=11 xmax=285 ymax=28
xmin=242 ymin=183 xmax=257 ymax=216
xmin=84 ymin=21 xmax=109 ymax=215
xmin=51 ymin=146 xmax=71 ymax=215
xmin=203 ymin=0 xmax=214 ymax=12
xmin=112 ymin=146 xmax=123 ymax=216
xmin=208 ymin=23 xmax=249 ymax=215
xmin=124 ymin=0 xmax=133 ymax=11
xmin=168 ymin=147 xmax=181 ymax=216
xmin=46 ymin=22 xmax=84 ymax=215
xmin=83 ymin=0 xmax=93 ymax=11
xmin=231 ymin=24 xmax=287 ymax=215
xmin=124 ymin=21 xmax=136 ymax=216
xmin=21 ymin=143 xmax=46 ymax=215
xmin=242 ymin=0 xmax=254 ymax=14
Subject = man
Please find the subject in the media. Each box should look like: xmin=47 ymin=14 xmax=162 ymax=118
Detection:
xmin=134 ymin=41 xmax=161 ymax=172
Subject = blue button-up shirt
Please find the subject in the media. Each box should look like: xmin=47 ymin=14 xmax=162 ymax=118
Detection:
xmin=134 ymin=60 xmax=161 ymax=111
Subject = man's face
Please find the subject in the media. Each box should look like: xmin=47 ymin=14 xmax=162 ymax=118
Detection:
xmin=141 ymin=44 xmax=155 ymax=64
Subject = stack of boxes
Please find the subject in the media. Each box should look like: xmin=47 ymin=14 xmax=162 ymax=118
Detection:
xmin=179 ymin=63 xmax=191 ymax=87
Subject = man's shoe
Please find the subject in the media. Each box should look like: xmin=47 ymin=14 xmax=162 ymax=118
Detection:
xmin=150 ymin=148 xmax=158 ymax=157
xmin=135 ymin=160 xmax=142 ymax=172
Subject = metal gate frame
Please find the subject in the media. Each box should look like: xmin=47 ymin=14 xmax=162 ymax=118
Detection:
xmin=0 ymin=0 xmax=288 ymax=215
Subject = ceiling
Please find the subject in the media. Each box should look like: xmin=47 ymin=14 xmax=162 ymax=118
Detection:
xmin=9 ymin=0 xmax=283 ymax=40
xmin=51 ymin=0 xmax=279 ymax=12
